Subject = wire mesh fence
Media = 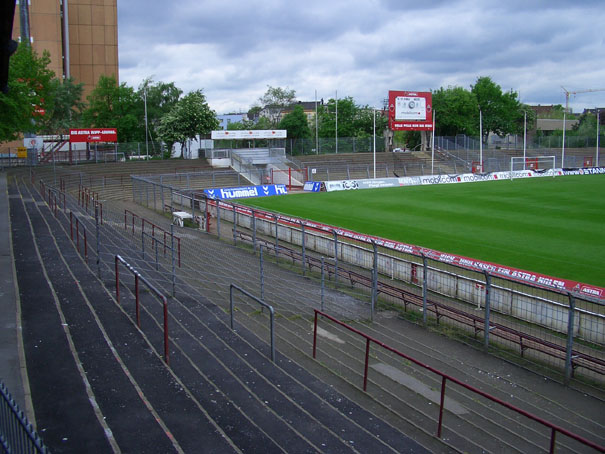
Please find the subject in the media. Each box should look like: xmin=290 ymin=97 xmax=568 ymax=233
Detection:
xmin=29 ymin=165 xmax=605 ymax=386
xmin=127 ymin=174 xmax=605 ymax=384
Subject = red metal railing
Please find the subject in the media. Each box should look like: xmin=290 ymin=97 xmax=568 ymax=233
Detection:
xmin=69 ymin=211 xmax=88 ymax=263
xmin=115 ymin=255 xmax=169 ymax=364
xmin=78 ymin=185 xmax=103 ymax=224
xmin=124 ymin=209 xmax=181 ymax=267
xmin=312 ymin=309 xmax=605 ymax=453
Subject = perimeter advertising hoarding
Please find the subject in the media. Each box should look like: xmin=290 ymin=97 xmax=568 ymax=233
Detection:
xmin=203 ymin=184 xmax=287 ymax=200
xmin=69 ymin=128 xmax=118 ymax=143
xmin=211 ymin=130 xmax=287 ymax=140
xmin=388 ymin=90 xmax=433 ymax=131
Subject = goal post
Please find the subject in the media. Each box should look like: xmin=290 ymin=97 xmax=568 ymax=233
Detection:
xmin=510 ymin=156 xmax=556 ymax=180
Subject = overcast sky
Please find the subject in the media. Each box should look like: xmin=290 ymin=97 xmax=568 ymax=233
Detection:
xmin=117 ymin=0 xmax=605 ymax=115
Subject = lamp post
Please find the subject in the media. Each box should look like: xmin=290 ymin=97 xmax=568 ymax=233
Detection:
xmin=431 ymin=108 xmax=435 ymax=175
xmin=597 ymin=109 xmax=600 ymax=166
xmin=523 ymin=110 xmax=527 ymax=169
xmin=479 ymin=109 xmax=483 ymax=171
xmin=372 ymin=107 xmax=376 ymax=179
xmin=562 ymin=112 xmax=566 ymax=168
xmin=144 ymin=86 xmax=149 ymax=159
xmin=335 ymin=90 xmax=338 ymax=154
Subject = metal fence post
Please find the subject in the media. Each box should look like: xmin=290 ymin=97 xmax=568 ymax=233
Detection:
xmin=333 ymin=230 xmax=338 ymax=284
xmin=252 ymin=210 xmax=257 ymax=252
xmin=95 ymin=204 xmax=101 ymax=278
xmin=191 ymin=194 xmax=195 ymax=222
xmin=301 ymin=222 xmax=306 ymax=276
xmin=321 ymin=256 xmax=325 ymax=311
xmin=216 ymin=200 xmax=221 ymax=238
xmin=171 ymin=223 xmax=176 ymax=297
xmin=274 ymin=215 xmax=279 ymax=257
xmin=422 ymin=254 xmax=428 ymax=325
xmin=564 ymin=293 xmax=576 ymax=385
xmin=260 ymin=245 xmax=264 ymax=300
xmin=232 ymin=203 xmax=237 ymax=245
xmin=371 ymin=241 xmax=377 ymax=321
xmin=483 ymin=271 xmax=492 ymax=351
xmin=153 ymin=182 xmax=157 ymax=210
xmin=160 ymin=177 xmax=164 ymax=210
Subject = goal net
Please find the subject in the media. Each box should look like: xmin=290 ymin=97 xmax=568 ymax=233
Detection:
xmin=510 ymin=156 xmax=556 ymax=179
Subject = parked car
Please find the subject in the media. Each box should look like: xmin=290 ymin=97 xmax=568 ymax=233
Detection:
xmin=392 ymin=147 xmax=410 ymax=153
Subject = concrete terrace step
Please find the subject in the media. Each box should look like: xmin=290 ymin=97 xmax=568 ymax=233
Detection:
xmin=20 ymin=178 xmax=430 ymax=453
xmin=20 ymin=167 xmax=605 ymax=453
xmin=11 ymin=178 xmax=239 ymax=453
xmin=59 ymin=181 xmax=605 ymax=452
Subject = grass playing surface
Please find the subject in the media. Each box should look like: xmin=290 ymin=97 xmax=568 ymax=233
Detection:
xmin=242 ymin=174 xmax=605 ymax=287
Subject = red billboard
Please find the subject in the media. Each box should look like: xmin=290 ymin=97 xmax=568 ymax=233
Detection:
xmin=388 ymin=91 xmax=433 ymax=131
xmin=69 ymin=128 xmax=118 ymax=143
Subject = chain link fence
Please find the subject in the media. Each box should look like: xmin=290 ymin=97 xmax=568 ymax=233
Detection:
xmin=127 ymin=172 xmax=604 ymax=384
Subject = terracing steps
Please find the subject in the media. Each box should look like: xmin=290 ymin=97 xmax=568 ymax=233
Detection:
xmin=22 ymin=178 xmax=431 ymax=453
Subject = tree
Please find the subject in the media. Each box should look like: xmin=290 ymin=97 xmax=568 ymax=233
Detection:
xmin=137 ymin=78 xmax=182 ymax=145
xmin=318 ymin=96 xmax=355 ymax=138
xmin=258 ymin=85 xmax=296 ymax=126
xmin=38 ymin=77 xmax=84 ymax=135
xmin=317 ymin=97 xmax=386 ymax=139
xmin=278 ymin=105 xmax=310 ymax=139
xmin=156 ymin=89 xmax=219 ymax=155
xmin=432 ymin=86 xmax=479 ymax=136
xmin=0 ymin=43 xmax=55 ymax=141
xmin=471 ymin=76 xmax=525 ymax=144
xmin=82 ymin=75 xmax=142 ymax=142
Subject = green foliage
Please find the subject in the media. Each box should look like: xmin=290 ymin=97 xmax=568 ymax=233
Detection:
xmin=258 ymin=85 xmax=297 ymax=126
xmin=278 ymin=105 xmax=311 ymax=139
xmin=156 ymin=89 xmax=219 ymax=153
xmin=432 ymin=86 xmax=479 ymax=136
xmin=137 ymin=78 xmax=182 ymax=143
xmin=471 ymin=76 xmax=526 ymax=143
xmin=38 ymin=77 xmax=85 ymax=134
xmin=82 ymin=75 xmax=142 ymax=142
xmin=317 ymin=97 xmax=386 ymax=139
xmin=0 ymin=43 xmax=56 ymax=141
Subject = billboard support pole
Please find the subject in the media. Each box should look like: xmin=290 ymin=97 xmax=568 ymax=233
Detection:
xmin=431 ymin=109 xmax=435 ymax=175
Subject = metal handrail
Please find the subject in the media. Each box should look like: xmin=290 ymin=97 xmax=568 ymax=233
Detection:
xmin=312 ymin=309 xmax=605 ymax=453
xmin=0 ymin=381 xmax=49 ymax=453
xmin=115 ymin=255 xmax=170 ymax=364
xmin=229 ymin=284 xmax=275 ymax=361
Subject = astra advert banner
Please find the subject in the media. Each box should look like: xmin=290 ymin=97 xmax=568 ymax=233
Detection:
xmin=69 ymin=128 xmax=118 ymax=143
xmin=388 ymin=90 xmax=433 ymax=131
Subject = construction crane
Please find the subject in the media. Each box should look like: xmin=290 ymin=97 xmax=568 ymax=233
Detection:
xmin=561 ymin=87 xmax=605 ymax=113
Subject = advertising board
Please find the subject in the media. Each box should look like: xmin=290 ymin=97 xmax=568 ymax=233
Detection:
xmin=69 ymin=128 xmax=118 ymax=143
xmin=211 ymin=130 xmax=287 ymax=140
xmin=204 ymin=184 xmax=287 ymax=200
xmin=388 ymin=90 xmax=433 ymax=131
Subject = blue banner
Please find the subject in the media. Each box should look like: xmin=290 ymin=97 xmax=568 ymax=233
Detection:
xmin=204 ymin=184 xmax=288 ymax=200
xmin=303 ymin=181 xmax=322 ymax=192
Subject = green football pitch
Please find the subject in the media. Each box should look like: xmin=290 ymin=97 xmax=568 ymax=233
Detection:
xmin=241 ymin=174 xmax=605 ymax=287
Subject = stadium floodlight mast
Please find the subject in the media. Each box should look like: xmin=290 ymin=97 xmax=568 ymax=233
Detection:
xmin=144 ymin=86 xmax=149 ymax=159
xmin=479 ymin=109 xmax=483 ymax=172
xmin=335 ymin=90 xmax=338 ymax=154
xmin=597 ymin=109 xmax=600 ymax=166
xmin=518 ymin=91 xmax=527 ymax=169
xmin=431 ymin=108 xmax=436 ymax=175
xmin=315 ymin=90 xmax=318 ymax=155
xmin=373 ymin=107 xmax=376 ymax=178
xmin=562 ymin=112 xmax=566 ymax=168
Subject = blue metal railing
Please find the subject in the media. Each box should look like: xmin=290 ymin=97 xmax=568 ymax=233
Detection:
xmin=0 ymin=381 xmax=49 ymax=453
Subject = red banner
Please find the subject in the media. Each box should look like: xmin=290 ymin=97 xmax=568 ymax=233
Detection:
xmin=215 ymin=201 xmax=604 ymax=300
xmin=69 ymin=128 xmax=117 ymax=143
